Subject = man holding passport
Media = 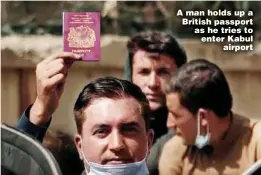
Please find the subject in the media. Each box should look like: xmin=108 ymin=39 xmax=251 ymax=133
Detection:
xmin=17 ymin=52 xmax=154 ymax=175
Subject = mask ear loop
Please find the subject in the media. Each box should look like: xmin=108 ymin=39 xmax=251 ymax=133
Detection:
xmin=197 ymin=112 xmax=210 ymax=136
xmin=197 ymin=113 xmax=201 ymax=136
xmin=143 ymin=143 xmax=149 ymax=160
xmin=80 ymin=140 xmax=91 ymax=173
xmin=206 ymin=121 xmax=210 ymax=135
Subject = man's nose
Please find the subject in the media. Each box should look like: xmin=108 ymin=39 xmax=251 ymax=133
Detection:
xmin=167 ymin=114 xmax=177 ymax=130
xmin=147 ymin=72 xmax=160 ymax=89
xmin=109 ymin=131 xmax=125 ymax=152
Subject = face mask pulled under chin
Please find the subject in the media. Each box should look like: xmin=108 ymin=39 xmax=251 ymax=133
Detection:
xmin=194 ymin=113 xmax=211 ymax=149
xmin=80 ymin=141 xmax=149 ymax=175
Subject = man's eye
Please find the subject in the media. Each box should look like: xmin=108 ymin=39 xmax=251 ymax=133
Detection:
xmin=94 ymin=129 xmax=108 ymax=137
xmin=122 ymin=126 xmax=138 ymax=133
xmin=157 ymin=69 xmax=170 ymax=76
xmin=139 ymin=69 xmax=150 ymax=75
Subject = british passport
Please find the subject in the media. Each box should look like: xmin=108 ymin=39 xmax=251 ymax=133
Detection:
xmin=63 ymin=12 xmax=100 ymax=61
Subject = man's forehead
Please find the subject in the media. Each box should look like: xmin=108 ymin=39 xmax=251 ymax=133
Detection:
xmin=133 ymin=50 xmax=165 ymax=59
xmin=83 ymin=97 xmax=143 ymax=124
xmin=166 ymin=93 xmax=181 ymax=110
xmin=140 ymin=52 xmax=160 ymax=58
xmin=133 ymin=50 xmax=176 ymax=67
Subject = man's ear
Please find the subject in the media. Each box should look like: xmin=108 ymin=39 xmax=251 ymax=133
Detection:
xmin=74 ymin=134 xmax=83 ymax=160
xmin=198 ymin=108 xmax=209 ymax=126
xmin=147 ymin=129 xmax=154 ymax=154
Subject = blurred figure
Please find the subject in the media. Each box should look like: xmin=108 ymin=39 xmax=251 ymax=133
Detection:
xmin=159 ymin=59 xmax=261 ymax=175
xmin=125 ymin=31 xmax=187 ymax=174
xmin=43 ymin=130 xmax=84 ymax=175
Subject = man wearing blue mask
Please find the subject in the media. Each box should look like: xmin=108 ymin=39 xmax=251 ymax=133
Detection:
xmin=16 ymin=52 xmax=154 ymax=175
xmin=159 ymin=59 xmax=261 ymax=175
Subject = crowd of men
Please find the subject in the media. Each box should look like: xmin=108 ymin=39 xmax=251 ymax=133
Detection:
xmin=15 ymin=31 xmax=261 ymax=175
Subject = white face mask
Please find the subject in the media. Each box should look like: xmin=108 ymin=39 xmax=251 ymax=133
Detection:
xmin=80 ymin=140 xmax=149 ymax=175
xmin=194 ymin=113 xmax=211 ymax=149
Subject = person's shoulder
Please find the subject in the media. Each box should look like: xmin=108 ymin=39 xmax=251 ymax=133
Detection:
xmin=251 ymin=120 xmax=261 ymax=138
xmin=163 ymin=135 xmax=188 ymax=156
xmin=250 ymin=119 xmax=261 ymax=160
xmin=234 ymin=113 xmax=261 ymax=138
xmin=159 ymin=135 xmax=188 ymax=174
xmin=251 ymin=119 xmax=261 ymax=129
xmin=238 ymin=113 xmax=261 ymax=141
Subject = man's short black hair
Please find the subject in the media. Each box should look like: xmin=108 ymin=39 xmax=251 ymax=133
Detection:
xmin=165 ymin=59 xmax=233 ymax=117
xmin=73 ymin=77 xmax=151 ymax=134
xmin=127 ymin=31 xmax=187 ymax=67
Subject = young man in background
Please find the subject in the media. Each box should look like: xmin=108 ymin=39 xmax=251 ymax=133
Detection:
xmin=125 ymin=31 xmax=187 ymax=174
xmin=159 ymin=59 xmax=261 ymax=175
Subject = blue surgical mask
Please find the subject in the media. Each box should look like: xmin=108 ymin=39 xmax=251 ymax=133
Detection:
xmin=80 ymin=141 xmax=149 ymax=175
xmin=194 ymin=113 xmax=211 ymax=149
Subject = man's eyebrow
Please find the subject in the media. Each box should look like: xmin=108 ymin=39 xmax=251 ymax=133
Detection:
xmin=137 ymin=67 xmax=150 ymax=70
xmin=120 ymin=121 xmax=141 ymax=128
xmin=157 ymin=67 xmax=171 ymax=71
xmin=91 ymin=124 xmax=110 ymax=131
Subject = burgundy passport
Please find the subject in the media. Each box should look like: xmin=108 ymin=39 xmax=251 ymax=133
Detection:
xmin=63 ymin=12 xmax=100 ymax=61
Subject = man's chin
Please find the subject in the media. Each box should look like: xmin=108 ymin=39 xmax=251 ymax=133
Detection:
xmin=105 ymin=160 xmax=133 ymax=165
xmin=102 ymin=159 xmax=134 ymax=165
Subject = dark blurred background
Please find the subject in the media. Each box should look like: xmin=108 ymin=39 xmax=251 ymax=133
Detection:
xmin=2 ymin=1 xmax=261 ymax=39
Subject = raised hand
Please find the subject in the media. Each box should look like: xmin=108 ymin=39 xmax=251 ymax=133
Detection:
xmin=29 ymin=52 xmax=81 ymax=125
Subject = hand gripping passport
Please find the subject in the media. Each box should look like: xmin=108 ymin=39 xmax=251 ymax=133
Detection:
xmin=63 ymin=12 xmax=100 ymax=61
